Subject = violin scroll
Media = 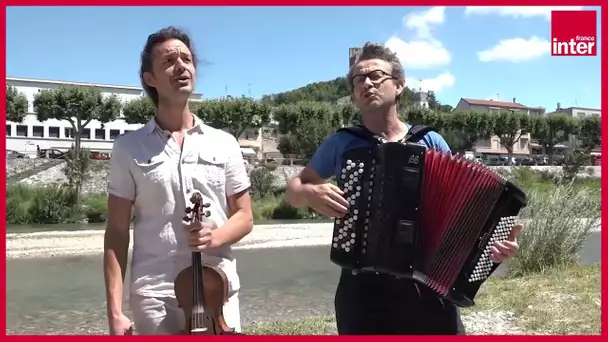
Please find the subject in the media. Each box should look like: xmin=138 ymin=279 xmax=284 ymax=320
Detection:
xmin=183 ymin=192 xmax=212 ymax=222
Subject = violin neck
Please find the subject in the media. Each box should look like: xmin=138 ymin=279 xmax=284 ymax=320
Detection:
xmin=192 ymin=251 xmax=206 ymax=308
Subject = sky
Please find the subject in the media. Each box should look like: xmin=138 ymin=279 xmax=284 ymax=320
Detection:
xmin=6 ymin=6 xmax=603 ymax=111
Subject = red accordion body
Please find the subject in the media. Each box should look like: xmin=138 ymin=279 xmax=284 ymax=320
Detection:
xmin=330 ymin=141 xmax=527 ymax=307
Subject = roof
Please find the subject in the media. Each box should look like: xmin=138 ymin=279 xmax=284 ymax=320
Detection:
xmin=461 ymin=98 xmax=529 ymax=109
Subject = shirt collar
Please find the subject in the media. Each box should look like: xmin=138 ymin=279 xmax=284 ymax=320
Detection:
xmin=144 ymin=114 xmax=205 ymax=135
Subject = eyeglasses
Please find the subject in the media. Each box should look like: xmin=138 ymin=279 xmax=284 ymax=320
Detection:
xmin=351 ymin=70 xmax=393 ymax=87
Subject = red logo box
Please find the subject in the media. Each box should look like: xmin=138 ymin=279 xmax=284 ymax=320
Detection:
xmin=551 ymin=10 xmax=597 ymax=56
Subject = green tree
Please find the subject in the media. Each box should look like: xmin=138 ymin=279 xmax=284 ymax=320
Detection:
xmin=531 ymin=114 xmax=578 ymax=164
xmin=33 ymin=86 xmax=122 ymax=154
xmin=577 ymin=115 xmax=601 ymax=152
xmin=427 ymin=91 xmax=454 ymax=113
xmin=122 ymin=98 xmax=205 ymax=125
xmin=401 ymin=106 xmax=446 ymax=129
xmin=195 ymin=97 xmax=271 ymax=139
xmin=275 ymin=101 xmax=343 ymax=158
xmin=337 ymin=103 xmax=360 ymax=127
xmin=448 ymin=111 xmax=495 ymax=152
xmin=122 ymin=97 xmax=157 ymax=124
xmin=492 ymin=111 xmax=531 ymax=164
xmin=62 ymin=146 xmax=92 ymax=205
xmin=6 ymin=86 xmax=29 ymax=123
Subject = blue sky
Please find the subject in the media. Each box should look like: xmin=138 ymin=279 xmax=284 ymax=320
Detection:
xmin=6 ymin=6 xmax=602 ymax=111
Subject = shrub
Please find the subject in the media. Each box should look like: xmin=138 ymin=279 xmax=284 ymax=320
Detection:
xmin=28 ymin=185 xmax=79 ymax=224
xmin=251 ymin=195 xmax=282 ymax=220
xmin=508 ymin=180 xmax=600 ymax=277
xmin=249 ymin=167 xmax=276 ymax=199
xmin=82 ymin=194 xmax=108 ymax=223
xmin=6 ymin=184 xmax=36 ymax=224
xmin=270 ymin=198 xmax=311 ymax=220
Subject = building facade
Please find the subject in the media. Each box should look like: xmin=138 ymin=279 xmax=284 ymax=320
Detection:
xmin=453 ymin=97 xmax=546 ymax=157
xmin=545 ymin=103 xmax=601 ymax=153
xmin=6 ymin=77 xmax=203 ymax=156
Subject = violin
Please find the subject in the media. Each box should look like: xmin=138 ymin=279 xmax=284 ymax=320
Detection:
xmin=174 ymin=191 xmax=238 ymax=335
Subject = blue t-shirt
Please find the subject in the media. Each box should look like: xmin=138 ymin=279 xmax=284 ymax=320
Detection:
xmin=310 ymin=124 xmax=451 ymax=180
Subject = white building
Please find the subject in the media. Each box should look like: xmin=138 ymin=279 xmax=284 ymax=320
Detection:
xmin=6 ymin=76 xmax=203 ymax=156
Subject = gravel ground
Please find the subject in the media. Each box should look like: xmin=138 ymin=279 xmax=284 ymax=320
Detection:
xmin=6 ymin=223 xmax=335 ymax=259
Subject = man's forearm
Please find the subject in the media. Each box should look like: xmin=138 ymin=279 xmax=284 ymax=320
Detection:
xmin=212 ymin=208 xmax=253 ymax=247
xmin=103 ymin=229 xmax=130 ymax=317
xmin=286 ymin=178 xmax=314 ymax=208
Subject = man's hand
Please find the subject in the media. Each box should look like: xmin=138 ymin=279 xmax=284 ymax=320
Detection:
xmin=305 ymin=183 xmax=350 ymax=218
xmin=184 ymin=220 xmax=218 ymax=251
xmin=109 ymin=312 xmax=133 ymax=335
xmin=491 ymin=223 xmax=524 ymax=263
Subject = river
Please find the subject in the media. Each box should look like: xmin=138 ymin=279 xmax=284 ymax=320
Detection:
xmin=5 ymin=221 xmax=602 ymax=335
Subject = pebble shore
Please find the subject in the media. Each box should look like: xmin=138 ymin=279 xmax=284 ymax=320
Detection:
xmin=6 ymin=223 xmax=336 ymax=259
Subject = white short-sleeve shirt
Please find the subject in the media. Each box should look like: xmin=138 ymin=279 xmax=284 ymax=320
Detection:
xmin=107 ymin=115 xmax=251 ymax=298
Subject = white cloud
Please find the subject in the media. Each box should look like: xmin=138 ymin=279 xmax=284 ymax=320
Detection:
xmin=404 ymin=6 xmax=446 ymax=40
xmin=385 ymin=37 xmax=451 ymax=70
xmin=477 ymin=36 xmax=550 ymax=63
xmin=384 ymin=6 xmax=452 ymax=70
xmin=407 ymin=71 xmax=456 ymax=93
xmin=464 ymin=6 xmax=584 ymax=20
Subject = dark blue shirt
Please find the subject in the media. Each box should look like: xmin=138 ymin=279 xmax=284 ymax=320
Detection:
xmin=310 ymin=124 xmax=451 ymax=179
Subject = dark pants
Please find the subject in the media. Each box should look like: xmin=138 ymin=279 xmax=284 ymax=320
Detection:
xmin=334 ymin=270 xmax=466 ymax=335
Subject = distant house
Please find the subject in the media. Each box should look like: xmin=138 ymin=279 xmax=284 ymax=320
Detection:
xmin=452 ymin=97 xmax=545 ymax=156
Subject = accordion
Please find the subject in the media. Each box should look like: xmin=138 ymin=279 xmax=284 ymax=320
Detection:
xmin=330 ymin=141 xmax=528 ymax=307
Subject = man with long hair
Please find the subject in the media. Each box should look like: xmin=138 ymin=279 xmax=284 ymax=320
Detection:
xmin=103 ymin=27 xmax=253 ymax=335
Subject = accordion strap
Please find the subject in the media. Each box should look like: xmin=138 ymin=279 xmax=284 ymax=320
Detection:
xmin=336 ymin=124 xmax=382 ymax=144
xmin=336 ymin=124 xmax=436 ymax=145
xmin=402 ymin=124 xmax=435 ymax=143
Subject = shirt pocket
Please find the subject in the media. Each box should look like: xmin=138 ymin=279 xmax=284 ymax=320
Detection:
xmin=133 ymin=156 xmax=171 ymax=200
xmin=193 ymin=152 xmax=227 ymax=191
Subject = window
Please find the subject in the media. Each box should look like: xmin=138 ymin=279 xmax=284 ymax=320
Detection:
xmin=65 ymin=128 xmax=74 ymax=138
xmin=32 ymin=126 xmax=44 ymax=137
xmin=476 ymin=139 xmax=490 ymax=147
xmin=82 ymin=128 xmax=91 ymax=139
xmin=519 ymin=138 xmax=528 ymax=150
xmin=6 ymin=125 xmax=12 ymax=137
xmin=95 ymin=129 xmax=105 ymax=140
xmin=109 ymin=129 xmax=120 ymax=140
xmin=49 ymin=127 xmax=60 ymax=138
xmin=16 ymin=125 xmax=28 ymax=137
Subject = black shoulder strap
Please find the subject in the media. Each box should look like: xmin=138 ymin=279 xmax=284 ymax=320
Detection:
xmin=403 ymin=124 xmax=435 ymax=143
xmin=337 ymin=124 xmax=437 ymax=145
xmin=336 ymin=124 xmax=382 ymax=145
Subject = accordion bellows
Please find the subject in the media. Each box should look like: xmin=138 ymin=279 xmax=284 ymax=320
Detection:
xmin=330 ymin=142 xmax=527 ymax=307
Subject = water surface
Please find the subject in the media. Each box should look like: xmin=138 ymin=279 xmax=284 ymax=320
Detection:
xmin=6 ymin=230 xmax=600 ymax=335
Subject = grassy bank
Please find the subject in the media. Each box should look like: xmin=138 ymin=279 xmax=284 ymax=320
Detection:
xmin=243 ymin=263 xmax=601 ymax=335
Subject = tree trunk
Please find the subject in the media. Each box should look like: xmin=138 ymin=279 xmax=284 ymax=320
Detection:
xmin=505 ymin=145 xmax=514 ymax=165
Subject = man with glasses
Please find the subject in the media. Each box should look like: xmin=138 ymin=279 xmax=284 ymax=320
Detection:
xmin=284 ymin=42 xmax=522 ymax=335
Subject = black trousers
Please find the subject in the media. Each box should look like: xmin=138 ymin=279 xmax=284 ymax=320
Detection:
xmin=334 ymin=269 xmax=466 ymax=335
